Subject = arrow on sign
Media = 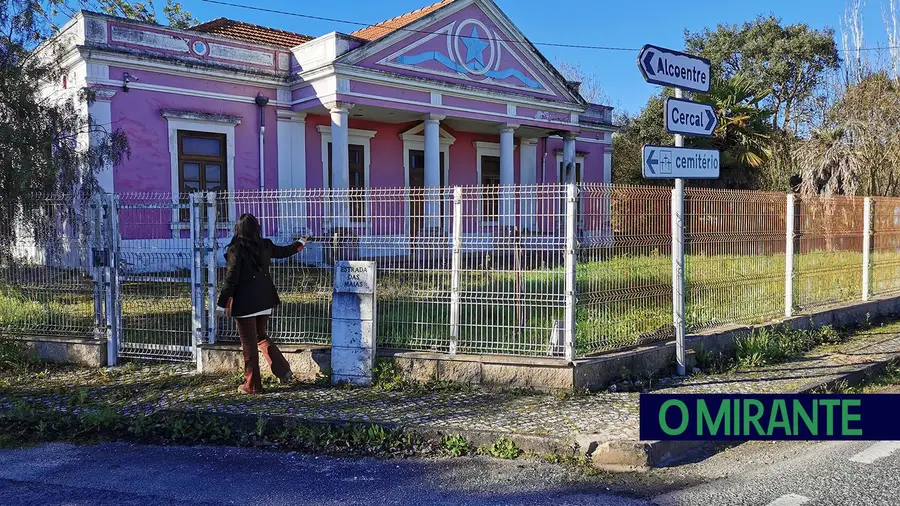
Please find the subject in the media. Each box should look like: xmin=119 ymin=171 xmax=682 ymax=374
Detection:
xmin=705 ymin=109 xmax=716 ymax=132
xmin=643 ymin=50 xmax=656 ymax=76
xmin=645 ymin=149 xmax=658 ymax=174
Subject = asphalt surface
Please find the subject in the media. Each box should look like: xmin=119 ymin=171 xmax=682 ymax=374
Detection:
xmin=1 ymin=440 xmax=898 ymax=505
xmin=650 ymin=440 xmax=900 ymax=506
xmin=0 ymin=443 xmax=647 ymax=506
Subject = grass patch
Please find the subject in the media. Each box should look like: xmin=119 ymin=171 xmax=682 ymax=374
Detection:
xmin=827 ymin=360 xmax=900 ymax=394
xmin=1 ymin=248 xmax=892 ymax=358
xmin=734 ymin=325 xmax=845 ymax=369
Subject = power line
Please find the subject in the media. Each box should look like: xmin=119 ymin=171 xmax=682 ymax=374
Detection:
xmin=198 ymin=0 xmax=637 ymax=51
xmin=198 ymin=0 xmax=900 ymax=54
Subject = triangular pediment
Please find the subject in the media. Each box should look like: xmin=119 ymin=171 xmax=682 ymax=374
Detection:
xmin=339 ymin=0 xmax=582 ymax=104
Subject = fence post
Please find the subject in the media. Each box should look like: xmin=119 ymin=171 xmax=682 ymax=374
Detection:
xmin=449 ymin=186 xmax=462 ymax=355
xmin=206 ymin=192 xmax=218 ymax=348
xmin=785 ymin=194 xmax=795 ymax=318
xmin=564 ymin=183 xmax=578 ymax=363
xmin=104 ymin=194 xmax=120 ymax=367
xmin=89 ymin=197 xmax=104 ymax=338
xmin=863 ymin=197 xmax=872 ymax=301
xmin=189 ymin=193 xmax=204 ymax=371
xmin=671 ymin=183 xmax=686 ymax=376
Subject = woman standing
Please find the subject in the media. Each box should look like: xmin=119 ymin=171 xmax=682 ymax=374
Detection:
xmin=216 ymin=213 xmax=309 ymax=394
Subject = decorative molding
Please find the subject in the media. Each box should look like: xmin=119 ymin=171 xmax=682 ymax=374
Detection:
xmin=208 ymin=43 xmax=273 ymax=66
xmin=430 ymin=92 xmax=442 ymax=106
xmin=161 ymin=109 xmax=242 ymax=125
xmin=507 ymin=104 xmax=517 ymax=116
xmin=336 ymin=78 xmax=351 ymax=93
xmin=110 ymin=25 xmax=189 ymax=53
xmin=333 ymin=67 xmax=584 ymax=114
xmin=324 ymin=101 xmax=356 ymax=113
xmin=85 ymin=62 xmax=109 ymax=81
xmin=316 ymin=125 xmax=377 ymax=139
xmin=423 ymin=113 xmax=446 ymax=122
xmin=94 ymin=78 xmax=286 ymax=106
xmin=84 ymin=17 xmax=108 ymax=44
xmin=276 ymin=89 xmax=292 ymax=103
xmin=93 ymin=89 xmax=116 ymax=101
xmin=399 ymin=122 xmax=456 ymax=145
xmin=278 ymin=53 xmax=290 ymax=70
xmin=276 ymin=110 xmax=307 ymax=121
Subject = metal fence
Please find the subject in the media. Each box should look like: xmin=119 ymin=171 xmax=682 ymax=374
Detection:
xmin=2 ymin=184 xmax=897 ymax=365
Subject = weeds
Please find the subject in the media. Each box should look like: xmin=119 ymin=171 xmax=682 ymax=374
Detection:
xmin=734 ymin=325 xmax=845 ymax=369
xmin=440 ymin=434 xmax=471 ymax=457
xmin=479 ymin=437 xmax=521 ymax=459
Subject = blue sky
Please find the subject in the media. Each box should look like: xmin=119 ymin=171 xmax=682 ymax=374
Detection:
xmin=177 ymin=0 xmax=891 ymax=114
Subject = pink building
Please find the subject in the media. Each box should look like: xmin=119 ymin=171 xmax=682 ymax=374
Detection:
xmin=53 ymin=0 xmax=614 ymax=247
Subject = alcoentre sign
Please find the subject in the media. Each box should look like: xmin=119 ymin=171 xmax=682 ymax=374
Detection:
xmin=637 ymin=44 xmax=711 ymax=93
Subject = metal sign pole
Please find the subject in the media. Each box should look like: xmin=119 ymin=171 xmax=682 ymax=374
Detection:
xmin=672 ymin=87 xmax=686 ymax=376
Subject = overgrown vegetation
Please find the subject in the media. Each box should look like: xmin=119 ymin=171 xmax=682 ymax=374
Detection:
xmin=0 ymin=336 xmax=36 ymax=373
xmin=440 ymin=434 xmax=472 ymax=457
xmin=478 ymin=437 xmax=521 ymax=460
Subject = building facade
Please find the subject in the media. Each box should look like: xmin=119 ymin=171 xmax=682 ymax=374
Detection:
xmin=51 ymin=0 xmax=614 ymax=250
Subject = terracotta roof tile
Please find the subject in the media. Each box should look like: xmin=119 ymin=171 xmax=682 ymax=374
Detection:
xmin=351 ymin=0 xmax=456 ymax=42
xmin=190 ymin=18 xmax=313 ymax=49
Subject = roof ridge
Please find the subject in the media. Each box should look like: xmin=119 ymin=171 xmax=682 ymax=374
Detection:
xmin=351 ymin=0 xmax=456 ymax=41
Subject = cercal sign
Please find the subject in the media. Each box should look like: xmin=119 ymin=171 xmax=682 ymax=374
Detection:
xmin=637 ymin=44 xmax=710 ymax=93
xmin=665 ymin=97 xmax=718 ymax=137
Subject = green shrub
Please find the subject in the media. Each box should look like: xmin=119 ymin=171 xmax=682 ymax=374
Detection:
xmin=480 ymin=437 xmax=521 ymax=459
xmin=440 ymin=434 xmax=471 ymax=457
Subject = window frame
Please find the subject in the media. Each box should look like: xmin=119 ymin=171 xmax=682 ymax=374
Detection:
xmin=177 ymin=130 xmax=228 ymax=222
xmin=163 ymin=110 xmax=239 ymax=236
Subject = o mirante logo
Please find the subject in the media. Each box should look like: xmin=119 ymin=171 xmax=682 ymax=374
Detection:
xmin=640 ymin=394 xmax=900 ymax=441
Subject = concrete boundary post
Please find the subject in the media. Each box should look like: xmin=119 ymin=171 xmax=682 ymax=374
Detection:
xmin=785 ymin=194 xmax=796 ymax=318
xmin=863 ymin=197 xmax=872 ymax=301
xmin=331 ymin=260 xmax=377 ymax=386
xmin=564 ymin=183 xmax=577 ymax=363
xmin=450 ymin=186 xmax=462 ymax=355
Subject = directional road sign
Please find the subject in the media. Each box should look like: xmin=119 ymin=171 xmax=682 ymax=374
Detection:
xmin=642 ymin=145 xmax=720 ymax=179
xmin=665 ymin=97 xmax=718 ymax=137
xmin=637 ymin=44 xmax=711 ymax=93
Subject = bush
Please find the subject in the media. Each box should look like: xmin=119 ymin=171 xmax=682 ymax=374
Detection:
xmin=0 ymin=337 xmax=35 ymax=372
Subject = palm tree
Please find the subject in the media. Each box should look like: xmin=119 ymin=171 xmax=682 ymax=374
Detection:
xmin=691 ymin=73 xmax=775 ymax=188
xmin=793 ymin=127 xmax=861 ymax=195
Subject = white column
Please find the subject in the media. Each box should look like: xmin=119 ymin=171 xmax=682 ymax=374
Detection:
xmin=276 ymin=111 xmax=308 ymax=236
xmin=519 ymin=138 xmax=538 ymax=233
xmin=499 ymin=124 xmax=518 ymax=231
xmin=562 ymin=133 xmax=577 ymax=184
xmin=89 ymin=89 xmax=116 ymax=193
xmin=424 ymin=113 xmax=445 ymax=233
xmin=329 ymin=102 xmax=352 ymax=229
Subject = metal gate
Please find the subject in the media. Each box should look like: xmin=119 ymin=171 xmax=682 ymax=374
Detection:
xmin=101 ymin=193 xmax=216 ymax=363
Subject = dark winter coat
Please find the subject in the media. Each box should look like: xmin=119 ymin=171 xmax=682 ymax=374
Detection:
xmin=216 ymin=237 xmax=304 ymax=317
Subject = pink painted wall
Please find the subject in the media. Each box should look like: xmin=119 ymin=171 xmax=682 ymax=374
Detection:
xmin=108 ymin=67 xmax=279 ymax=239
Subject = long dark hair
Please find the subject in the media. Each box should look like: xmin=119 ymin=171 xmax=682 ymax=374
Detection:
xmin=232 ymin=213 xmax=263 ymax=268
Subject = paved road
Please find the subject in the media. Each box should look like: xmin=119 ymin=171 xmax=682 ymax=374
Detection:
xmin=650 ymin=440 xmax=900 ymax=506
xmin=0 ymin=443 xmax=647 ymax=506
xmin=1 ymin=440 xmax=898 ymax=505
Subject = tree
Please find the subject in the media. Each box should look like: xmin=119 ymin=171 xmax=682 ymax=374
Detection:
xmin=796 ymin=72 xmax=900 ymax=196
xmin=691 ymin=73 xmax=774 ymax=189
xmin=0 ymin=0 xmax=130 ymax=259
xmin=99 ymin=0 xmax=198 ymax=28
xmin=554 ymin=59 xmax=609 ymax=104
xmin=685 ymin=15 xmax=840 ymax=132
xmin=611 ymin=94 xmax=670 ymax=184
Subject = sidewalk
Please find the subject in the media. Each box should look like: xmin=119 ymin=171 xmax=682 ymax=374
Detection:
xmin=2 ymin=321 xmax=899 ymax=469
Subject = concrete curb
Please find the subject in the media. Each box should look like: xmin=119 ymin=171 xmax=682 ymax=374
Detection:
xmin=585 ymin=351 xmax=900 ymax=472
